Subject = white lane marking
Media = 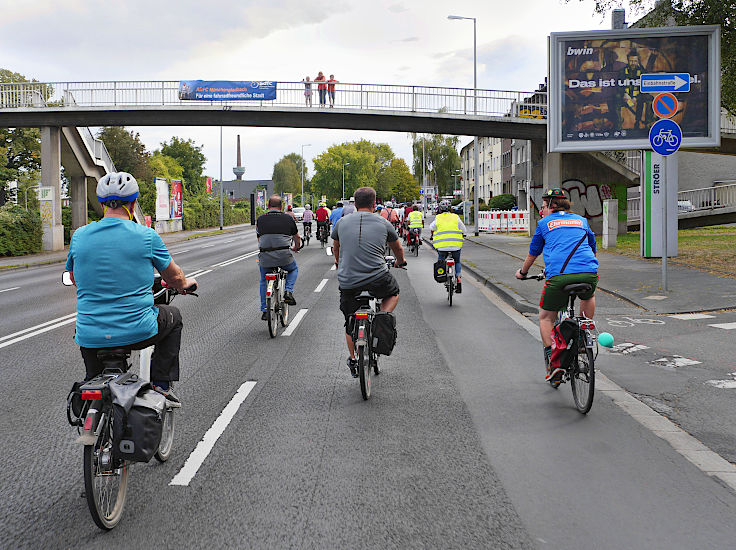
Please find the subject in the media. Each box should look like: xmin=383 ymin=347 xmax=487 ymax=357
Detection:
xmin=195 ymin=269 xmax=212 ymax=277
xmin=611 ymin=342 xmax=649 ymax=354
xmin=314 ymin=279 xmax=328 ymax=293
xmin=0 ymin=287 xmax=20 ymax=294
xmin=330 ymin=265 xmax=336 ymax=271
xmin=169 ymin=381 xmax=257 ymax=487
xmin=644 ymin=295 xmax=668 ymax=300
xmin=212 ymin=251 xmax=258 ymax=268
xmin=173 ymin=249 xmax=191 ymax=254
xmin=0 ymin=315 xmax=77 ymax=350
xmin=281 ymin=309 xmax=308 ymax=336
xmin=709 ymin=322 xmax=736 ymax=330
xmin=201 ymin=244 xmax=215 ymax=248
xmin=186 ymin=270 xmax=206 ymax=278
xmin=466 ymin=272 xmax=736 ymax=492
xmin=649 ymin=355 xmax=702 ymax=368
xmin=707 ymin=380 xmax=736 ymax=389
xmin=224 ymin=239 xmax=235 ymax=243
xmin=669 ymin=313 xmax=715 ymax=320
xmin=0 ymin=312 xmax=76 ymax=343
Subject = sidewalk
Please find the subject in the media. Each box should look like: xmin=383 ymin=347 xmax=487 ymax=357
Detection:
xmin=0 ymin=223 xmax=253 ymax=271
xmin=459 ymin=233 xmax=736 ymax=315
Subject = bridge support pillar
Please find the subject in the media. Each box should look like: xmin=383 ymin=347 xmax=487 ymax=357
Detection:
xmin=70 ymin=175 xmax=88 ymax=234
xmin=40 ymin=127 xmax=64 ymax=251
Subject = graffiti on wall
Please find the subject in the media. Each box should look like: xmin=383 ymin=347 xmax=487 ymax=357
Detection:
xmin=530 ymin=179 xmax=626 ymax=223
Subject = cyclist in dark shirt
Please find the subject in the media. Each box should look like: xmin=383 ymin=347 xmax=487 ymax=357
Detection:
xmin=256 ymin=195 xmax=301 ymax=320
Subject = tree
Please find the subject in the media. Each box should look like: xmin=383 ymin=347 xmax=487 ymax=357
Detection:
xmin=311 ymin=142 xmax=384 ymax=201
xmin=380 ymin=158 xmax=421 ymax=201
xmin=97 ymin=127 xmax=151 ymax=183
xmin=160 ymin=137 xmax=207 ymax=197
xmin=566 ymin=0 xmax=736 ymax=114
xmin=142 ymin=152 xmax=184 ymax=217
xmin=411 ymin=134 xmax=461 ymax=196
xmin=272 ymin=157 xmax=300 ymax=195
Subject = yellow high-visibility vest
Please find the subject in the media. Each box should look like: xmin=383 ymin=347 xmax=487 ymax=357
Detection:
xmin=408 ymin=210 xmax=423 ymax=228
xmin=433 ymin=212 xmax=464 ymax=249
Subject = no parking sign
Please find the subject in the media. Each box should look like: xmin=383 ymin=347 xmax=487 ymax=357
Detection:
xmin=652 ymin=93 xmax=678 ymax=119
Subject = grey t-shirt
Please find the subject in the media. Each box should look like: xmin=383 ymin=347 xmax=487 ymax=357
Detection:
xmin=331 ymin=211 xmax=398 ymax=289
xmin=256 ymin=211 xmax=298 ymax=268
xmin=341 ymin=203 xmax=356 ymax=216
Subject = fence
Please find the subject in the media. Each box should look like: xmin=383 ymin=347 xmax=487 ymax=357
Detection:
xmin=477 ymin=210 xmax=529 ymax=232
xmin=627 ymin=182 xmax=736 ymax=221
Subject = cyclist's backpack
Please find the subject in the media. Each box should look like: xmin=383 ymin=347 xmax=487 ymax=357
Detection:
xmin=372 ymin=311 xmax=397 ymax=356
xmin=433 ymin=259 xmax=448 ymax=283
xmin=110 ymin=378 xmax=165 ymax=463
xmin=549 ymin=319 xmax=578 ymax=373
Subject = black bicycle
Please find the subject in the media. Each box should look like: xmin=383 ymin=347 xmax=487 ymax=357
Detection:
xmin=317 ymin=222 xmax=329 ymax=248
xmin=265 ymin=266 xmax=290 ymax=337
xmin=521 ymin=274 xmax=597 ymax=414
xmin=302 ymin=222 xmax=312 ymax=246
xmin=407 ymin=228 xmax=421 ymax=256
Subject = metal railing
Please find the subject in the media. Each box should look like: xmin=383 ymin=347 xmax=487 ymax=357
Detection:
xmin=628 ymin=183 xmax=736 ymax=221
xmin=0 ymin=80 xmax=548 ymax=119
xmin=599 ymin=150 xmax=642 ymax=175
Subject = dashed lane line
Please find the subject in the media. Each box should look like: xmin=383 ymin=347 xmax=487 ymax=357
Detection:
xmin=0 ymin=287 xmax=20 ymax=294
xmin=314 ymin=279 xmax=329 ymax=293
xmin=669 ymin=313 xmax=715 ymax=320
xmin=709 ymin=322 xmax=736 ymax=330
xmin=281 ymin=309 xmax=308 ymax=337
xmin=169 ymin=381 xmax=257 ymax=486
xmin=330 ymin=265 xmax=336 ymax=271
xmin=212 ymin=251 xmax=259 ymax=268
xmin=466 ymin=273 xmax=736 ymax=493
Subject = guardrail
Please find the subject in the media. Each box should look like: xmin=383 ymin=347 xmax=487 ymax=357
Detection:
xmin=627 ymin=183 xmax=736 ymax=221
xmin=0 ymin=81 xmax=548 ymax=119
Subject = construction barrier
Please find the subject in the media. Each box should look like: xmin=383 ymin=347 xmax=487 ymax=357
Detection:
xmin=477 ymin=210 xmax=529 ymax=232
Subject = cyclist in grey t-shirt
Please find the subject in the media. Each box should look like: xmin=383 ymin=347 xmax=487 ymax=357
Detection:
xmin=331 ymin=186 xmax=406 ymax=376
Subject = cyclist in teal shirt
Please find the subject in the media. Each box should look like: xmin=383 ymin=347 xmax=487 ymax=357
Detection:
xmin=515 ymin=188 xmax=598 ymax=380
xmin=65 ymin=173 xmax=197 ymax=395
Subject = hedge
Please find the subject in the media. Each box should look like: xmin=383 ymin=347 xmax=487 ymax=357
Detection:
xmin=181 ymin=197 xmax=260 ymax=230
xmin=0 ymin=204 xmax=42 ymax=256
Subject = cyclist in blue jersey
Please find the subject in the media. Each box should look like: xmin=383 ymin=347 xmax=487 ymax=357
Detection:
xmin=515 ymin=188 xmax=598 ymax=377
xmin=65 ymin=172 xmax=197 ymax=397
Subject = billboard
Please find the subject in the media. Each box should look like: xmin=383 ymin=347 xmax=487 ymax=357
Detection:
xmin=155 ymin=177 xmax=170 ymax=221
xmin=170 ymin=180 xmax=183 ymax=219
xmin=178 ymin=80 xmax=277 ymax=101
xmin=548 ymin=26 xmax=720 ymax=152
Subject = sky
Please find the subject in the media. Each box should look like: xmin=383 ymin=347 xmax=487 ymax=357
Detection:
xmin=0 ymin=0 xmax=613 ymax=181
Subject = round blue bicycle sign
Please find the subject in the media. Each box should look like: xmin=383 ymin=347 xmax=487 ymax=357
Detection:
xmin=649 ymin=119 xmax=682 ymax=155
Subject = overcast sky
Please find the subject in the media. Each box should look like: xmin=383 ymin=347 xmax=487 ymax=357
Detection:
xmin=1 ymin=0 xmax=611 ymax=181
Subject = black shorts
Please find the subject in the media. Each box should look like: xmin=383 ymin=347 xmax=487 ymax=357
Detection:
xmin=339 ymin=271 xmax=400 ymax=328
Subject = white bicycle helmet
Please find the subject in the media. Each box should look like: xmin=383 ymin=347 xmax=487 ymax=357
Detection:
xmin=96 ymin=172 xmax=139 ymax=204
xmin=305 ymin=204 xmax=311 ymax=209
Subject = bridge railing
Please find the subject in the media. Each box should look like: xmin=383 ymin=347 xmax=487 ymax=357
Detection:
xmin=0 ymin=81 xmax=548 ymax=119
xmin=627 ymin=183 xmax=736 ymax=221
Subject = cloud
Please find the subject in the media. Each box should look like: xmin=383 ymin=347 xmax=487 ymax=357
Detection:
xmin=393 ymin=37 xmax=419 ymax=43
xmin=387 ymin=3 xmax=407 ymax=13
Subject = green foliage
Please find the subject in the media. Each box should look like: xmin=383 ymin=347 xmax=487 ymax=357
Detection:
xmin=411 ymin=134 xmax=461 ymax=196
xmin=380 ymin=158 xmax=421 ymax=201
xmin=0 ymin=204 xmax=42 ymax=256
xmin=160 ymin=137 xmax=207 ymax=197
xmin=451 ymin=198 xmax=462 ymax=206
xmin=181 ymin=195 xmax=249 ymax=230
xmin=97 ymin=127 xmax=151 ymax=182
xmin=272 ymin=157 xmax=301 ymax=195
xmin=489 ymin=193 xmax=517 ymax=210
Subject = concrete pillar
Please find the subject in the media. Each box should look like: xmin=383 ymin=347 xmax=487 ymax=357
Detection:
xmin=40 ymin=127 xmax=64 ymax=251
xmin=602 ymin=199 xmax=618 ymax=249
xmin=70 ymin=175 xmax=88 ymax=233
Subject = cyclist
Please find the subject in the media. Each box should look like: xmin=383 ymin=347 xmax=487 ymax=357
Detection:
xmin=429 ymin=203 xmax=467 ymax=293
xmin=302 ymin=203 xmax=313 ymax=239
xmin=65 ymin=172 xmax=197 ymax=397
xmin=407 ymin=204 xmax=424 ymax=247
xmin=286 ymin=204 xmax=296 ymax=220
xmin=257 ymin=195 xmax=301 ymax=320
xmin=515 ymin=188 xmax=598 ymax=381
xmin=329 ymin=201 xmax=344 ymax=226
xmin=331 ymin=187 xmax=406 ymax=377
xmin=315 ymin=201 xmax=330 ymax=242
xmin=341 ymin=196 xmax=356 ymax=217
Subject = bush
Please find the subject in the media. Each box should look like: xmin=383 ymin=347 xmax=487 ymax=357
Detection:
xmin=181 ymin=196 xmax=250 ymax=230
xmin=451 ymin=198 xmax=462 ymax=206
xmin=0 ymin=204 xmax=42 ymax=256
xmin=488 ymin=193 xmax=516 ymax=211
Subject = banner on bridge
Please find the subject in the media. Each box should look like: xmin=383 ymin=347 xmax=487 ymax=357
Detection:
xmin=178 ymin=80 xmax=277 ymax=101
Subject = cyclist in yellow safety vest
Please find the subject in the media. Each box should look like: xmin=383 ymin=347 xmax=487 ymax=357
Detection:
xmin=407 ymin=205 xmax=424 ymax=248
xmin=430 ymin=203 xmax=466 ymax=293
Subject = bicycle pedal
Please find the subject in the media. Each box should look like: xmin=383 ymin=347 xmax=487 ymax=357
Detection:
xmin=165 ymin=399 xmax=182 ymax=409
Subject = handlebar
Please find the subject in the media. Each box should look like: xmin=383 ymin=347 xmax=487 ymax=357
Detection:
xmin=159 ymin=280 xmax=199 ymax=296
xmin=385 ymin=256 xmax=407 ymax=270
xmin=519 ymin=273 xmax=544 ymax=281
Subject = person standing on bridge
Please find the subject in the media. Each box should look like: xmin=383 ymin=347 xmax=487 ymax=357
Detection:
xmin=303 ymin=76 xmax=312 ymax=107
xmin=315 ymin=72 xmax=327 ymax=107
xmin=327 ymin=74 xmax=338 ymax=107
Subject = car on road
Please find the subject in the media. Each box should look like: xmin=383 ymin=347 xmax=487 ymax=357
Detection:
xmin=452 ymin=201 xmax=472 ymax=216
xmin=677 ymin=200 xmax=695 ymax=213
xmin=292 ymin=207 xmax=305 ymax=221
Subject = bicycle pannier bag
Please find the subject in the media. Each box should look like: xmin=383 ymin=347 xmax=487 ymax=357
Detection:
xmin=112 ymin=389 xmax=165 ymax=463
xmin=549 ymin=319 xmax=578 ymax=373
xmin=371 ymin=311 xmax=397 ymax=356
xmin=433 ymin=259 xmax=448 ymax=283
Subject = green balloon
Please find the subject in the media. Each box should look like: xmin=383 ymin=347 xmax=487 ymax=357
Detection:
xmin=598 ymin=332 xmax=614 ymax=348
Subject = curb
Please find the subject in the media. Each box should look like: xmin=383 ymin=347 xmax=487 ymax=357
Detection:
xmin=460 ymin=261 xmax=538 ymax=314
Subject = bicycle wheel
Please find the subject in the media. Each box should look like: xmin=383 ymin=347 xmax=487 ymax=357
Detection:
xmin=372 ymin=351 xmax=380 ymax=376
xmin=154 ymin=407 xmax=175 ymax=462
xmin=84 ymin=427 xmax=129 ymax=530
xmin=267 ymin=295 xmax=278 ymax=338
xmin=447 ymin=278 xmax=454 ymax=306
xmin=357 ymin=345 xmax=371 ymax=400
xmin=414 ymin=241 xmax=419 ymax=256
xmin=571 ymin=335 xmax=595 ymax=414
xmin=279 ymin=296 xmax=289 ymax=327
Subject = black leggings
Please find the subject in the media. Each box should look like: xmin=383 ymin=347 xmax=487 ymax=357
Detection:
xmin=80 ymin=305 xmax=183 ymax=382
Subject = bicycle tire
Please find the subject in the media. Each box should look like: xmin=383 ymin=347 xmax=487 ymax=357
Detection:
xmin=372 ymin=351 xmax=380 ymax=376
xmin=279 ymin=298 xmax=289 ymax=327
xmin=358 ymin=345 xmax=371 ymax=400
xmin=414 ymin=241 xmax=419 ymax=256
xmin=154 ymin=407 xmax=175 ymax=462
xmin=447 ymin=278 xmax=454 ymax=306
xmin=267 ymin=295 xmax=278 ymax=338
xmin=571 ymin=336 xmax=595 ymax=414
xmin=84 ymin=428 xmax=129 ymax=530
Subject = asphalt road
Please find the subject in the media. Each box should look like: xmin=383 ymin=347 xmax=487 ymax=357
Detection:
xmin=1 ymin=227 xmax=734 ymax=549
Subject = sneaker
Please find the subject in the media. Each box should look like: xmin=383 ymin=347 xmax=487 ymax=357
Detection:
xmin=284 ymin=291 xmax=297 ymax=305
xmin=261 ymin=311 xmax=268 ymax=321
xmin=346 ymin=357 xmax=358 ymax=378
xmin=153 ymin=384 xmax=180 ymax=403
xmin=455 ymin=281 xmax=462 ymax=294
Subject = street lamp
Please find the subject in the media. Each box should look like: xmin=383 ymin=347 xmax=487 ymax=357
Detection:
xmin=452 ymin=169 xmax=461 ymax=197
xmin=301 ymin=143 xmax=311 ymax=206
xmin=342 ymin=162 xmax=350 ymax=200
xmin=448 ymin=14 xmax=479 ymax=235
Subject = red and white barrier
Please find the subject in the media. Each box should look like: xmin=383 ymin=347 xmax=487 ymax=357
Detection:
xmin=477 ymin=210 xmax=529 ymax=232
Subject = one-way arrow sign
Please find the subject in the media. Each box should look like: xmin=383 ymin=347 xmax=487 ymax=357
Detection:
xmin=640 ymin=73 xmax=691 ymax=93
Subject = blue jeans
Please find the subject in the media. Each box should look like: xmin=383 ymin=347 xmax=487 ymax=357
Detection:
xmin=260 ymin=260 xmax=298 ymax=311
xmin=437 ymin=250 xmax=461 ymax=276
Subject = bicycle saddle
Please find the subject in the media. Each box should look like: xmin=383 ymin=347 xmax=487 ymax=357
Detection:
xmin=562 ymin=283 xmax=592 ymax=295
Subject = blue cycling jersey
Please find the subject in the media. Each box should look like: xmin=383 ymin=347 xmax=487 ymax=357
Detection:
xmin=529 ymin=211 xmax=598 ymax=278
xmin=65 ymin=217 xmax=172 ymax=347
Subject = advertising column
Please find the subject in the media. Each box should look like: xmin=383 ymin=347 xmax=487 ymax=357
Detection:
xmin=170 ymin=180 xmax=183 ymax=219
xmin=640 ymin=151 xmax=678 ymax=257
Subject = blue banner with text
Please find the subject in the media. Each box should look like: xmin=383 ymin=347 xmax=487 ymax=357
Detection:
xmin=178 ymin=80 xmax=277 ymax=101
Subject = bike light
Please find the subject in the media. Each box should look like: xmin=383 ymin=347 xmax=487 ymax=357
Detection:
xmin=84 ymin=416 xmax=94 ymax=431
xmin=446 ymin=259 xmax=455 ymax=266
xmin=355 ymin=312 xmax=369 ymax=319
xmin=81 ymin=390 xmax=102 ymax=400
xmin=265 ymin=274 xmax=277 ymax=281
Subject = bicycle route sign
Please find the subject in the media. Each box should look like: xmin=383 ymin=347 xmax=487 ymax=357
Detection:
xmin=649 ymin=119 xmax=682 ymax=156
